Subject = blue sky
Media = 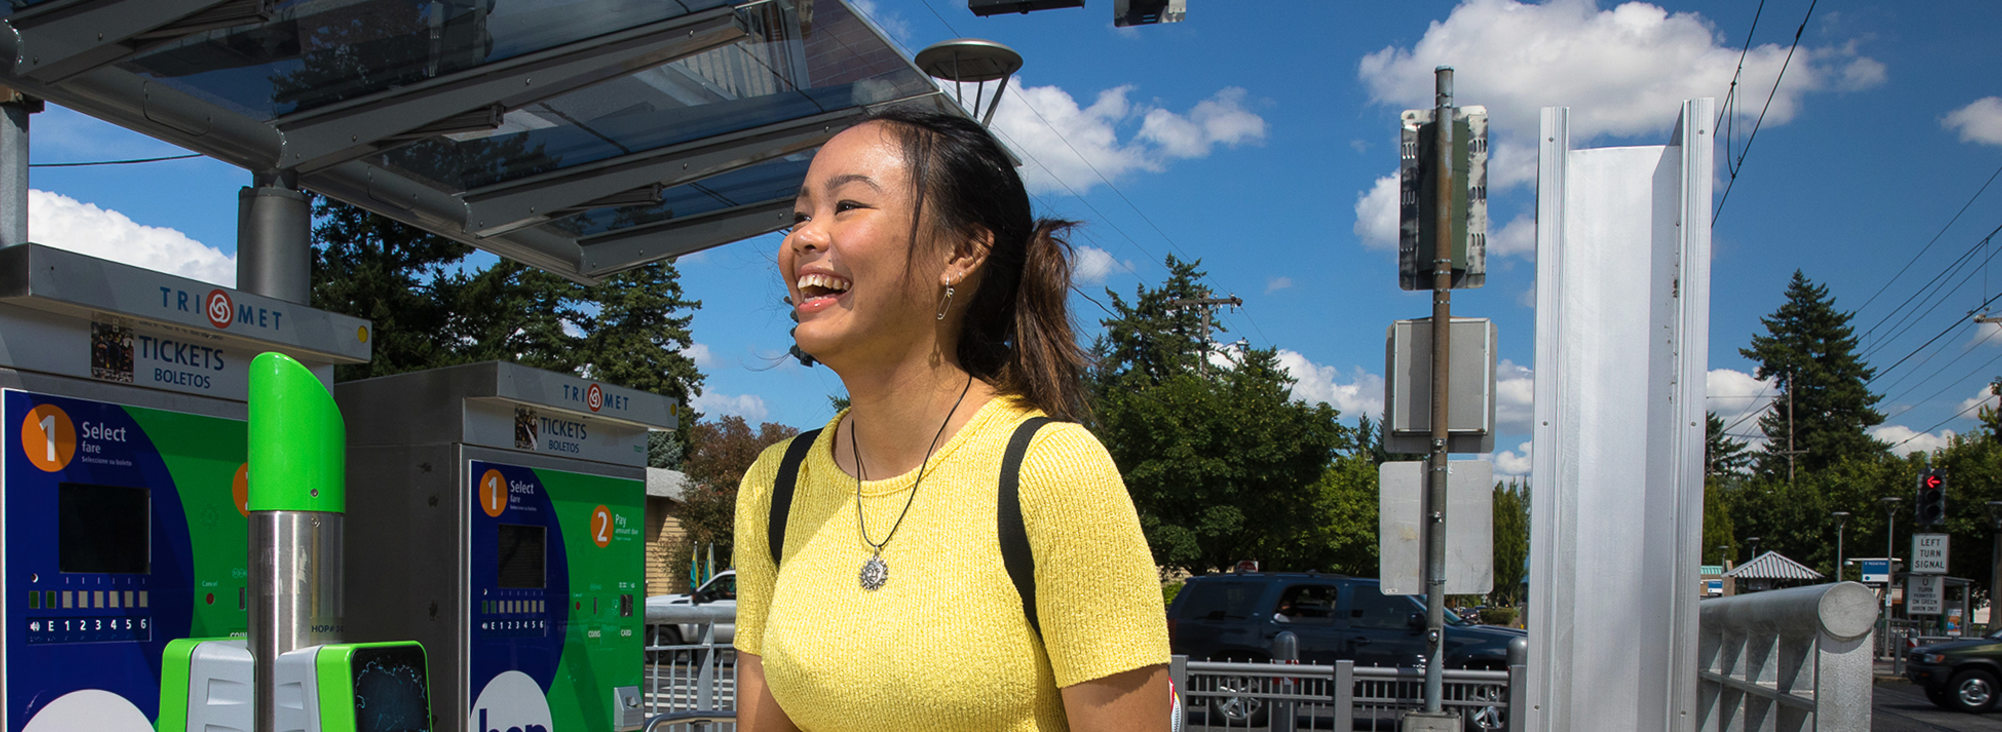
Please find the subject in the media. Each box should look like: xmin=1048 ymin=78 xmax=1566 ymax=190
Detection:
xmin=22 ymin=0 xmax=2002 ymax=478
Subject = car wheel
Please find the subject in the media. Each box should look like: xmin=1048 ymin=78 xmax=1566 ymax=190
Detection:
xmin=1950 ymin=669 xmax=1999 ymax=713
xmin=1208 ymin=675 xmax=1270 ymax=726
xmin=1463 ymin=681 xmax=1507 ymax=731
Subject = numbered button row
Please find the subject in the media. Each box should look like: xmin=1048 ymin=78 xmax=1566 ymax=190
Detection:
xmin=27 ymin=615 xmax=151 ymax=644
xmin=483 ymin=599 xmax=545 ymax=615
xmin=27 ymin=590 xmax=147 ymax=610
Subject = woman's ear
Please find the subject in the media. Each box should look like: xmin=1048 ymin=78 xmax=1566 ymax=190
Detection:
xmin=942 ymin=226 xmax=995 ymax=285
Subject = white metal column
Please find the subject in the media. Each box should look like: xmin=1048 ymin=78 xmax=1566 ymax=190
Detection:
xmin=1527 ymin=98 xmax=1714 ymax=732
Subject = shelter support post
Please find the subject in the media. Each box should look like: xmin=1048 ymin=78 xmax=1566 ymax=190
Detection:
xmin=237 ymin=169 xmax=311 ymax=304
xmin=0 ymin=92 xmax=40 ymax=248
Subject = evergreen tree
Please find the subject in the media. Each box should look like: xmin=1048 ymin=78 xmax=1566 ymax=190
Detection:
xmin=1491 ymin=480 xmax=1529 ymax=606
xmin=1089 ymin=257 xmax=1348 ymax=572
xmin=1705 ymin=411 xmax=1753 ymax=479
xmin=1739 ymin=271 xmax=1886 ymax=476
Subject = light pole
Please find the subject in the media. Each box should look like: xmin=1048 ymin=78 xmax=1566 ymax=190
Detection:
xmin=1832 ymin=511 xmax=1851 ymax=582
xmin=1747 ymin=536 xmax=1762 ymax=563
xmin=1987 ymin=501 xmax=2002 ymax=632
xmin=1882 ymin=496 xmax=1903 ymax=649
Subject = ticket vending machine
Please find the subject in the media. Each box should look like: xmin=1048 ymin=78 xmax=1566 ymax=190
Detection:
xmin=336 ymin=362 xmax=674 ymax=732
xmin=0 ymin=244 xmax=370 ymax=731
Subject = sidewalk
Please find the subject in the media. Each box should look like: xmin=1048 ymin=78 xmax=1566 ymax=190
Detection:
xmin=1873 ymin=658 xmax=1907 ymax=684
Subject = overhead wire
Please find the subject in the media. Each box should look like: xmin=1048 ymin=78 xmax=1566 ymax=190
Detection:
xmin=29 ymin=153 xmax=203 ymax=167
xmin=1849 ymin=162 xmax=2002 ymax=319
xmin=1712 ymin=0 xmax=1818 ymax=223
xmin=1858 ymin=222 xmax=2002 ymax=356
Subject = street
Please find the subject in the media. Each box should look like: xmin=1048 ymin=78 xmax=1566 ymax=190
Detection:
xmin=1875 ymin=681 xmax=2002 ymax=732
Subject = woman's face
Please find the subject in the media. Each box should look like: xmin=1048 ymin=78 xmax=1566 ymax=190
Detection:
xmin=781 ymin=122 xmax=947 ymax=369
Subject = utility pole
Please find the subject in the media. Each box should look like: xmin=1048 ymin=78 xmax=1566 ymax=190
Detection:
xmin=1164 ymin=293 xmax=1242 ymax=374
xmin=1831 ymin=511 xmax=1849 ymax=583
xmin=1881 ymin=496 xmax=1902 ymax=652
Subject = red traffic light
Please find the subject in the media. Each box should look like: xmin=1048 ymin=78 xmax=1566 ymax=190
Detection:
xmin=1924 ymin=474 xmax=1943 ymax=489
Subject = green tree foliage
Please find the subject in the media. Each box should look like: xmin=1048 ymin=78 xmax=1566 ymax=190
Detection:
xmin=677 ymin=416 xmax=801 ymax=562
xmin=1978 ymin=377 xmax=2002 ymax=441
xmin=1703 ymin=478 xmax=1737 ymax=566
xmin=309 ymin=198 xmax=703 ymax=411
xmin=1491 ymin=480 xmax=1529 ymax=606
xmin=1089 ymin=257 xmax=1349 ymax=572
xmin=1739 ymin=270 xmax=1886 ymax=476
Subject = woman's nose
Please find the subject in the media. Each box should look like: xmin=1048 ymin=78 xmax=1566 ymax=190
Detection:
xmin=789 ymin=218 xmax=828 ymax=252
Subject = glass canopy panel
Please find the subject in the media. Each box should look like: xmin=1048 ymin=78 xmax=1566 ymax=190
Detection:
xmin=113 ymin=0 xmax=731 ymax=120
xmin=546 ymin=151 xmax=810 ymax=238
xmin=374 ymin=0 xmax=935 ymax=192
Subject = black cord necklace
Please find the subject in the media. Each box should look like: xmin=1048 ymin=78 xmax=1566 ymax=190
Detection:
xmin=852 ymin=373 xmax=975 ymax=591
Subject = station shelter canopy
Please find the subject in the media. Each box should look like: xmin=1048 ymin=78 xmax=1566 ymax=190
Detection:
xmin=0 ymin=0 xmax=959 ymax=281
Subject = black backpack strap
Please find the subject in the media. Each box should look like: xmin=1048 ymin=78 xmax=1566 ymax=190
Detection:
xmin=769 ymin=428 xmax=822 ymax=570
xmin=999 ymin=417 xmax=1053 ymax=638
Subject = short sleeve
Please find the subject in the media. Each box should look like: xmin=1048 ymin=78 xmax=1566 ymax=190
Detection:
xmin=730 ymin=439 xmax=792 ymax=656
xmin=1015 ymin=423 xmax=1170 ymax=687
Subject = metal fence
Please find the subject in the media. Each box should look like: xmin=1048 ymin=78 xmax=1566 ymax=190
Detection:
xmin=1696 ymin=581 xmax=1878 ymax=732
xmin=1169 ymin=656 xmax=1521 ymax=731
xmin=639 ymin=610 xmax=1525 ymax=731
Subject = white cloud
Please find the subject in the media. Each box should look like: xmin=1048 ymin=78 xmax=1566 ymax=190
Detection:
xmin=1491 ymin=441 xmax=1533 ymax=478
xmin=1707 ymin=368 xmax=1776 ymax=445
xmin=1357 ymin=0 xmax=1884 ymax=180
xmin=1869 ymin=424 xmax=1955 ymax=458
xmin=1275 ymin=349 xmax=1384 ymax=419
xmin=1494 ymin=358 xmax=1535 ymax=433
xmin=1073 ymin=246 xmax=1132 ymax=284
xmin=28 ymin=189 xmax=234 ymax=286
xmin=1487 ymin=140 xmax=1539 ymax=191
xmin=1516 ymin=285 xmax=1536 ymax=308
xmin=1489 ymin=213 xmax=1536 ymax=259
xmin=1266 ymin=276 xmax=1294 ymax=293
xmin=983 ymin=79 xmax=1267 ymax=195
xmin=681 ymin=342 xmax=718 ymax=369
xmin=1354 ymin=174 xmax=1401 ymax=251
xmin=1957 ymin=384 xmax=1998 ymax=420
xmin=691 ymin=391 xmax=768 ymax=422
xmin=1944 ymin=97 xmax=2002 ymax=147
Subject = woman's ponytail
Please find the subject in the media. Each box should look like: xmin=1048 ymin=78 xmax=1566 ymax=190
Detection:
xmin=1001 ymin=218 xmax=1091 ymax=422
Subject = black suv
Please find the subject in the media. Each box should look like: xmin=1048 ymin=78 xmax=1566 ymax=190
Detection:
xmin=1908 ymin=629 xmax=2002 ymax=713
xmin=1168 ymin=572 xmax=1526 ymax=669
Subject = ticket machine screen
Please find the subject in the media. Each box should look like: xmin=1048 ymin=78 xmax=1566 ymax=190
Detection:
xmin=496 ymin=524 xmax=544 ymax=590
xmin=59 ymin=482 xmax=149 ymax=575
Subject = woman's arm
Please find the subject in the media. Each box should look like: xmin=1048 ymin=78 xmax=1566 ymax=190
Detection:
xmin=736 ymin=653 xmax=801 ymax=732
xmin=1061 ymin=664 xmax=1169 ymax=732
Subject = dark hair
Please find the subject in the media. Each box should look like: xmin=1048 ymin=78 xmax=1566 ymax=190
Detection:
xmin=864 ymin=107 xmax=1091 ymax=423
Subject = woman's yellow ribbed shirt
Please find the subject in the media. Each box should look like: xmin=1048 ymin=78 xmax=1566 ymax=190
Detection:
xmin=732 ymin=398 xmax=1169 ymax=731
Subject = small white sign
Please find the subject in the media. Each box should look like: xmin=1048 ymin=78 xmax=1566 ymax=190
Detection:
xmin=1908 ymin=575 xmax=1944 ymax=615
xmin=1912 ymin=533 xmax=1950 ymax=575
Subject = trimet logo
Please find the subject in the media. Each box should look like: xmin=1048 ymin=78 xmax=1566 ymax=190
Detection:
xmin=586 ymin=383 xmax=604 ymax=412
xmin=469 ymin=671 xmax=553 ymax=732
xmin=204 ymin=289 xmax=233 ymax=329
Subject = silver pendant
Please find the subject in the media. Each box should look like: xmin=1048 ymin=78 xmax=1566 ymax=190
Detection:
xmin=859 ymin=554 xmax=889 ymax=591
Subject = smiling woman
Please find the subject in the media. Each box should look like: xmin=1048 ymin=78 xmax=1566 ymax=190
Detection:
xmin=732 ymin=109 xmax=1171 ymax=732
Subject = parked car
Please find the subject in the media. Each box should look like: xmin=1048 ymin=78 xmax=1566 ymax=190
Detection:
xmin=1167 ymin=571 xmax=1525 ymax=724
xmin=644 ymin=570 xmax=737 ymax=651
xmin=1907 ymin=629 xmax=2002 ymax=713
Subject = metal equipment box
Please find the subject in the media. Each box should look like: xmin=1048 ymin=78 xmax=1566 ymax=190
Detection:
xmin=336 ymin=362 xmax=675 ymax=732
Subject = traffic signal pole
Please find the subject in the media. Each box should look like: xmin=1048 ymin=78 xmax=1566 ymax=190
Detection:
xmin=1421 ymin=65 xmax=1455 ymax=717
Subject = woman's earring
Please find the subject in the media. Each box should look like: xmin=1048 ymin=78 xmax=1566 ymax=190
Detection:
xmin=935 ymin=279 xmax=956 ymax=321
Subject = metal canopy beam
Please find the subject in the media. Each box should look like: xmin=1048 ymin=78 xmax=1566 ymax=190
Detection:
xmin=272 ymin=6 xmax=747 ymax=174
xmin=578 ymin=198 xmax=792 ymax=277
xmin=464 ymin=108 xmax=856 ymax=237
xmin=0 ymin=0 xmax=266 ymax=83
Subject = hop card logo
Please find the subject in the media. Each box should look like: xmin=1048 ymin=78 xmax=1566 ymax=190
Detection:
xmin=204 ymin=289 xmax=234 ymax=329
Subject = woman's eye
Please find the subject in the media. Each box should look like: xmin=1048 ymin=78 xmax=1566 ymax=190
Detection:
xmin=791 ymin=211 xmax=811 ymax=225
xmin=835 ymin=200 xmax=865 ymax=213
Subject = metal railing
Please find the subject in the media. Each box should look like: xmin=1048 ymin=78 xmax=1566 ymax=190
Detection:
xmin=1696 ymin=581 xmax=1878 ymax=731
xmin=1168 ymin=656 xmax=1522 ymax=731
xmin=644 ymin=605 xmax=738 ymax=732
